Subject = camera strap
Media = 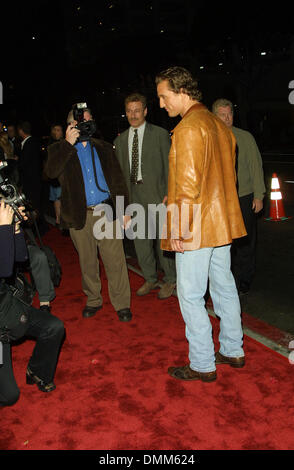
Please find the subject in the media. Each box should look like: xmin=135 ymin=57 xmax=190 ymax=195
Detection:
xmin=90 ymin=141 xmax=109 ymax=195
xmin=25 ymin=213 xmax=45 ymax=250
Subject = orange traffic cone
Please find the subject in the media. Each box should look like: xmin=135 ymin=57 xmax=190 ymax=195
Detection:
xmin=265 ymin=173 xmax=291 ymax=221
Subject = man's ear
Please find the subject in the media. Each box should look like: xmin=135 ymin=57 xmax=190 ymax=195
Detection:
xmin=144 ymin=107 xmax=148 ymax=117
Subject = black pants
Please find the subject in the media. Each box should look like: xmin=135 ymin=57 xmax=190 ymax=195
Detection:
xmin=27 ymin=244 xmax=55 ymax=303
xmin=0 ymin=306 xmax=64 ymax=407
xmin=231 ymin=193 xmax=257 ymax=288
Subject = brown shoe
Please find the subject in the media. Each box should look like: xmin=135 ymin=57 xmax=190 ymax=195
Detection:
xmin=157 ymin=282 xmax=176 ymax=300
xmin=168 ymin=365 xmax=217 ymax=382
xmin=215 ymin=351 xmax=245 ymax=368
xmin=136 ymin=281 xmax=159 ymax=296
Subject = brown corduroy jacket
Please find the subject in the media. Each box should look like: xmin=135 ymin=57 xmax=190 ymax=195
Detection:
xmin=161 ymin=103 xmax=247 ymax=251
xmin=45 ymin=138 xmax=129 ymax=230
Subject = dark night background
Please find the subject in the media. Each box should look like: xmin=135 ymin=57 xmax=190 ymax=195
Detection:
xmin=1 ymin=0 xmax=294 ymax=150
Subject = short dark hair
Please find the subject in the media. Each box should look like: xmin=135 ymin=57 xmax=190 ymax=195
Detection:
xmin=18 ymin=121 xmax=32 ymax=135
xmin=125 ymin=93 xmax=147 ymax=109
xmin=155 ymin=66 xmax=202 ymax=101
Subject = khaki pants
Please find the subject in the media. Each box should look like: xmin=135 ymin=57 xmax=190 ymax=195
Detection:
xmin=70 ymin=211 xmax=130 ymax=311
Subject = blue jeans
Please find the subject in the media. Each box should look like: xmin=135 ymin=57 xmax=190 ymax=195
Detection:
xmin=176 ymin=245 xmax=244 ymax=373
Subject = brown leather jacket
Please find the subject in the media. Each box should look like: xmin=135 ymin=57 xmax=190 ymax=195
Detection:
xmin=161 ymin=103 xmax=246 ymax=251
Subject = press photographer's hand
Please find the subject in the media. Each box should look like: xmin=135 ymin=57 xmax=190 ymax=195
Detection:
xmin=65 ymin=124 xmax=80 ymax=146
xmin=123 ymin=215 xmax=131 ymax=230
xmin=15 ymin=206 xmax=28 ymax=233
xmin=0 ymin=200 xmax=14 ymax=225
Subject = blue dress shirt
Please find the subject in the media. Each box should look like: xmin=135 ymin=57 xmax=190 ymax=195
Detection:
xmin=75 ymin=141 xmax=110 ymax=206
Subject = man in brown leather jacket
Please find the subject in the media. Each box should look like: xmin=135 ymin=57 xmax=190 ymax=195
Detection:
xmin=156 ymin=67 xmax=247 ymax=382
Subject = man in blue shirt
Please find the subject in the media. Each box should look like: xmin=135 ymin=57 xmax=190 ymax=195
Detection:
xmin=46 ymin=107 xmax=132 ymax=322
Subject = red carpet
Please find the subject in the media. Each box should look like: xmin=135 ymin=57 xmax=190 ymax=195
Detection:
xmin=1 ymin=227 xmax=293 ymax=450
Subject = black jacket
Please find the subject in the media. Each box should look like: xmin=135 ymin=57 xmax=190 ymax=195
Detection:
xmin=0 ymin=226 xmax=28 ymax=278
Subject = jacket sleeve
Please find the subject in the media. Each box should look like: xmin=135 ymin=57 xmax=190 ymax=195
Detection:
xmin=159 ymin=129 xmax=171 ymax=195
xmin=45 ymin=140 xmax=77 ymax=179
xmin=14 ymin=230 xmax=28 ymax=264
xmin=174 ymin=126 xmax=204 ymax=205
xmin=247 ymin=133 xmax=266 ymax=200
xmin=169 ymin=126 xmax=204 ymax=241
xmin=229 ymin=130 xmax=237 ymax=184
xmin=109 ymin=146 xmax=130 ymax=209
xmin=113 ymin=136 xmax=119 ymax=149
xmin=113 ymin=136 xmax=125 ymax=176
xmin=113 ymin=137 xmax=122 ymax=171
xmin=0 ymin=225 xmax=15 ymax=278
xmin=101 ymin=140 xmax=130 ymax=209
xmin=0 ymin=226 xmax=28 ymax=278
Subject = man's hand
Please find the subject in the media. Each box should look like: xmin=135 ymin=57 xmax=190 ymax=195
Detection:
xmin=15 ymin=206 xmax=28 ymax=233
xmin=65 ymin=124 xmax=80 ymax=146
xmin=0 ymin=200 xmax=14 ymax=226
xmin=252 ymin=198 xmax=263 ymax=214
xmin=123 ymin=215 xmax=131 ymax=230
xmin=171 ymin=239 xmax=184 ymax=253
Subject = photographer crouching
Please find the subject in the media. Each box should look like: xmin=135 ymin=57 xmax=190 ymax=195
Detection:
xmin=0 ymin=200 xmax=64 ymax=406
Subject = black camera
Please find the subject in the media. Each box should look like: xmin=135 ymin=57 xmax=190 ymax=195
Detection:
xmin=72 ymin=102 xmax=96 ymax=142
xmin=0 ymin=161 xmax=29 ymax=222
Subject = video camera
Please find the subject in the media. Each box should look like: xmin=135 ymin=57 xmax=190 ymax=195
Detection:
xmin=0 ymin=161 xmax=30 ymax=222
xmin=72 ymin=102 xmax=96 ymax=142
